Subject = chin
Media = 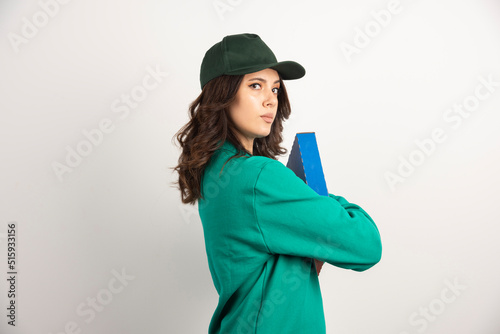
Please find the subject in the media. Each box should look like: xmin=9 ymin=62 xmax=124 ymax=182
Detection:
xmin=256 ymin=130 xmax=271 ymax=138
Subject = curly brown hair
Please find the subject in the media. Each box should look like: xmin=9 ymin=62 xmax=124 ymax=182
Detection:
xmin=172 ymin=74 xmax=292 ymax=205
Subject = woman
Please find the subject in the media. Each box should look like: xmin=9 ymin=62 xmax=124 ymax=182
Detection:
xmin=173 ymin=33 xmax=382 ymax=333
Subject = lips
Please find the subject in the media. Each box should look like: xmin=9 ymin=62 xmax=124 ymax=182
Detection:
xmin=260 ymin=113 xmax=274 ymax=123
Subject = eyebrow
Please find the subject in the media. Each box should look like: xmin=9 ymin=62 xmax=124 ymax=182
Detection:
xmin=248 ymin=77 xmax=281 ymax=85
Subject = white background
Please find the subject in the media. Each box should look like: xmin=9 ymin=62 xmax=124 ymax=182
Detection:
xmin=1 ymin=0 xmax=500 ymax=333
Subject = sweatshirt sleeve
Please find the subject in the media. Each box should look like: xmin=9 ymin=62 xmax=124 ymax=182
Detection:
xmin=253 ymin=159 xmax=382 ymax=271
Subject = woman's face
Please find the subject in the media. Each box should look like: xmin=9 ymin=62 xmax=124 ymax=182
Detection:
xmin=228 ymin=68 xmax=280 ymax=153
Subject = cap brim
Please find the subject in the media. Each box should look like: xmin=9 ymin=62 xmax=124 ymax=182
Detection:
xmin=226 ymin=61 xmax=306 ymax=80
xmin=269 ymin=61 xmax=306 ymax=80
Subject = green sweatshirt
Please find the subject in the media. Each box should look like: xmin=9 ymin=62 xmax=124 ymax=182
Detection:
xmin=198 ymin=140 xmax=382 ymax=334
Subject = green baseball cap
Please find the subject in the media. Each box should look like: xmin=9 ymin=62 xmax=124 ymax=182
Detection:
xmin=200 ymin=33 xmax=306 ymax=89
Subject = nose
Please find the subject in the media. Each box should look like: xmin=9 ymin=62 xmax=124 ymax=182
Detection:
xmin=263 ymin=89 xmax=278 ymax=108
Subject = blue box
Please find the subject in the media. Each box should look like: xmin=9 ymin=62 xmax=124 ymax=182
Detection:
xmin=286 ymin=132 xmax=328 ymax=196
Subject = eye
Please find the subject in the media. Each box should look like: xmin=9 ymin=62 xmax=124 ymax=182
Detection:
xmin=249 ymin=83 xmax=261 ymax=89
xmin=272 ymin=87 xmax=280 ymax=94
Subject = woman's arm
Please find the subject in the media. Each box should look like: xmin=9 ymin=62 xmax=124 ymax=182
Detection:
xmin=253 ymin=159 xmax=382 ymax=272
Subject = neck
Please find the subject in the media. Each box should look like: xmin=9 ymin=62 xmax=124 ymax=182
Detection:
xmin=242 ymin=138 xmax=253 ymax=155
xmin=232 ymin=129 xmax=254 ymax=155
